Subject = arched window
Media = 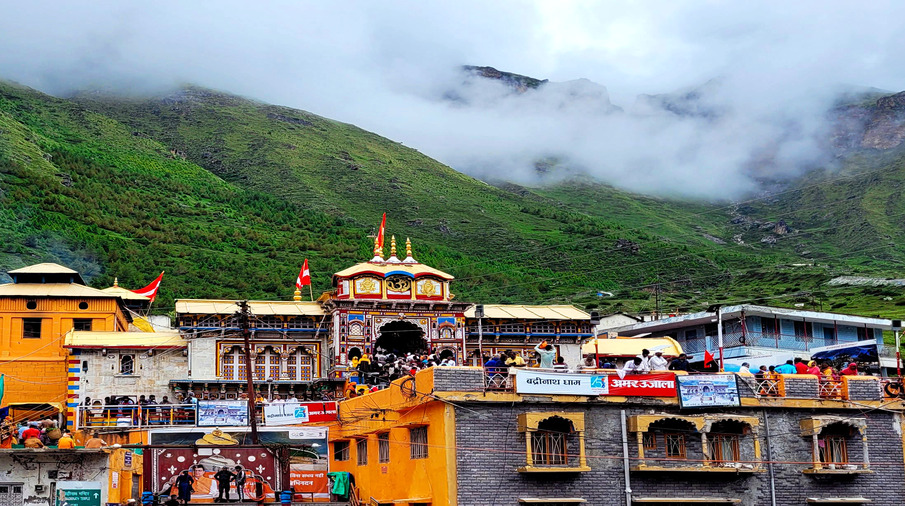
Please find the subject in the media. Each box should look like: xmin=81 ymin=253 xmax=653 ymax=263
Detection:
xmin=819 ymin=423 xmax=853 ymax=465
xmin=286 ymin=347 xmax=314 ymax=381
xmin=531 ymin=416 xmax=574 ymax=466
xmin=254 ymin=346 xmax=281 ymax=380
xmin=439 ymin=327 xmax=455 ymax=340
xmin=221 ymin=346 xmax=246 ymax=380
xmin=349 ymin=322 xmax=364 ymax=336
xmin=708 ymin=420 xmax=748 ymax=464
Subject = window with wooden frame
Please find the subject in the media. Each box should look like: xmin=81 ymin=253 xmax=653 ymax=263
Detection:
xmin=73 ymin=319 xmax=92 ymax=331
xmin=410 ymin=426 xmax=428 ymax=459
xmin=333 ymin=440 xmax=350 ymax=461
xmin=517 ymin=412 xmax=590 ymax=472
xmin=378 ymin=432 xmax=390 ymax=463
xmin=642 ymin=432 xmax=658 ymax=451
xmin=356 ymin=438 xmax=368 ymax=466
xmin=22 ymin=318 xmax=42 ymax=339
xmin=709 ymin=434 xmax=740 ymax=463
xmin=819 ymin=435 xmax=847 ymax=464
xmin=531 ymin=417 xmax=571 ymax=466
xmin=664 ymin=433 xmax=686 ymax=459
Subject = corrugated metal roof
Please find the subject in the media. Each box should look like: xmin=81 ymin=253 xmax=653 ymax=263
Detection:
xmin=0 ymin=283 xmax=120 ymax=298
xmin=101 ymin=285 xmax=150 ymax=301
xmin=176 ymin=299 xmax=327 ymax=316
xmin=581 ymin=336 xmax=684 ymax=357
xmin=8 ymin=263 xmax=78 ymax=274
xmin=464 ymin=304 xmax=590 ymax=320
xmin=65 ymin=330 xmax=186 ymax=348
xmin=333 ymin=261 xmax=453 ymax=280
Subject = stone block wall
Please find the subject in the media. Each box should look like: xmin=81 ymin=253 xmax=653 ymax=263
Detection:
xmin=432 ymin=366 xmax=484 ymax=392
xmin=453 ymin=401 xmax=905 ymax=505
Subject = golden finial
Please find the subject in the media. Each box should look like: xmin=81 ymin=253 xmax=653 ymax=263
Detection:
xmin=390 ymin=236 xmax=397 ymax=256
xmin=373 ymin=236 xmax=381 ymax=256
xmin=406 ymin=237 xmax=412 ymax=257
xmin=113 ymin=277 xmax=119 ymax=287
xmin=293 ymin=289 xmax=301 ymax=301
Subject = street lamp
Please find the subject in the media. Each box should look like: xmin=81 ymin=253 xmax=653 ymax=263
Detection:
xmin=707 ymin=304 xmax=724 ymax=372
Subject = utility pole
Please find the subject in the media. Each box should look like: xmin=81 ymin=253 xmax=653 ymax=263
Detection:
xmin=654 ymin=277 xmax=661 ymax=321
xmin=237 ymin=300 xmax=259 ymax=444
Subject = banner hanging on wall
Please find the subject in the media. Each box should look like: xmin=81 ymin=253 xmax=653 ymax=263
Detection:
xmin=676 ymin=374 xmax=741 ymax=408
xmin=515 ymin=370 xmax=677 ymax=397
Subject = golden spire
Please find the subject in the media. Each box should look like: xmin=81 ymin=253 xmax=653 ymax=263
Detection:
xmin=113 ymin=277 xmax=119 ymax=287
xmin=293 ymin=289 xmax=301 ymax=301
xmin=403 ymin=237 xmax=416 ymax=264
xmin=390 ymin=236 xmax=397 ymax=256
xmin=371 ymin=235 xmax=385 ymax=262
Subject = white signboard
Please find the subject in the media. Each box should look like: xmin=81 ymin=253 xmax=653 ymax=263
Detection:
xmin=515 ymin=370 xmax=609 ymax=395
xmin=264 ymin=402 xmax=310 ymax=426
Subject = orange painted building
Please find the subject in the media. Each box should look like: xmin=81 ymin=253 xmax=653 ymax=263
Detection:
xmin=327 ymin=367 xmax=458 ymax=505
xmin=0 ymin=263 xmax=130 ymax=420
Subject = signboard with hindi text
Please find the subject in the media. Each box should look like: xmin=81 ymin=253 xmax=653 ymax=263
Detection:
xmin=263 ymin=401 xmax=338 ymax=426
xmin=515 ymin=370 xmax=677 ymax=397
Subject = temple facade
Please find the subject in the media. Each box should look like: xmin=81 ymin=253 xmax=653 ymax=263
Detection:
xmin=173 ymin=235 xmax=593 ymax=399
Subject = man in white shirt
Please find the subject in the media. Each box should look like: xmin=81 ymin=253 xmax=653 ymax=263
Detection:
xmin=618 ymin=357 xmax=647 ymax=378
xmin=648 ymin=351 xmax=668 ymax=371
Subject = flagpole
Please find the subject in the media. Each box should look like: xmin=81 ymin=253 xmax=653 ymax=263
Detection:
xmin=309 ymin=284 xmax=314 ymax=302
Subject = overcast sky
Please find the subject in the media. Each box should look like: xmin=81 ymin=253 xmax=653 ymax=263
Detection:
xmin=2 ymin=1 xmax=904 ymax=198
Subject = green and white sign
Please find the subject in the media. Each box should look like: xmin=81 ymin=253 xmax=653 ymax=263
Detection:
xmin=55 ymin=482 xmax=102 ymax=506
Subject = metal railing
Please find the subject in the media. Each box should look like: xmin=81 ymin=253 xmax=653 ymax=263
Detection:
xmin=77 ymin=404 xmax=199 ymax=428
xmin=682 ymin=332 xmax=877 ymax=353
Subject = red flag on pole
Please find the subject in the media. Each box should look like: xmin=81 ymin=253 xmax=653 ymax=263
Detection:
xmin=376 ymin=212 xmax=387 ymax=250
xmin=704 ymin=350 xmax=715 ymax=366
xmin=130 ymin=271 xmax=164 ymax=302
xmin=296 ymin=259 xmax=311 ymax=288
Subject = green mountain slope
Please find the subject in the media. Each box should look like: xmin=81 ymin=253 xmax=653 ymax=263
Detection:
xmin=0 ymin=81 xmax=902 ymax=317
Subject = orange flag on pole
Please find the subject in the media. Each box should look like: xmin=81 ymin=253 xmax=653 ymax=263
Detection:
xmin=376 ymin=213 xmax=387 ymax=250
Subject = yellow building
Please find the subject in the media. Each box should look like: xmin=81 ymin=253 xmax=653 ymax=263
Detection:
xmin=0 ymin=263 xmax=130 ymax=421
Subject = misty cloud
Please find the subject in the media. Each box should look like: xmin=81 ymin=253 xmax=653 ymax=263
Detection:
xmin=1 ymin=0 xmax=904 ymax=198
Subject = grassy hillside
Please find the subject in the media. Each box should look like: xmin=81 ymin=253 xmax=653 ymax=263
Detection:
xmin=0 ymin=81 xmax=903 ymax=317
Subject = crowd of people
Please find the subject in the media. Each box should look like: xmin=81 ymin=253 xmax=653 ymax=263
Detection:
xmin=346 ymin=349 xmax=458 ymax=393
xmin=480 ymin=345 xmax=872 ymax=382
xmin=0 ymin=417 xmax=107 ymax=449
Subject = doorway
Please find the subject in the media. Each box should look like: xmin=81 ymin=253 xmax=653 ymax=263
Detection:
xmin=375 ymin=320 xmax=427 ymax=356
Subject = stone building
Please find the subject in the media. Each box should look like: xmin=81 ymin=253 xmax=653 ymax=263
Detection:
xmin=0 ymin=263 xmax=131 ymax=423
xmin=65 ymin=330 xmax=187 ymax=426
xmin=0 ymin=447 xmax=141 ymax=506
xmin=327 ymin=366 xmax=904 ymax=505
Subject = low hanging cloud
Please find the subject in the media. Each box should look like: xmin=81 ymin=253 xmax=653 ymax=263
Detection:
xmin=1 ymin=0 xmax=904 ymax=199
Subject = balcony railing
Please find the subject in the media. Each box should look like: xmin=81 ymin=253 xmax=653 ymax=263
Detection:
xmin=681 ymin=331 xmax=877 ymax=354
xmin=77 ymin=404 xmax=199 ymax=428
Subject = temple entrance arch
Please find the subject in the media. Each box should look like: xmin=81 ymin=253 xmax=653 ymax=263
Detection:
xmin=375 ymin=320 xmax=428 ymax=356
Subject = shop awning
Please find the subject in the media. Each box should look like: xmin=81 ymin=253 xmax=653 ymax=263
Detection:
xmin=581 ymin=337 xmax=683 ymax=358
xmin=810 ymin=342 xmax=878 ymax=362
